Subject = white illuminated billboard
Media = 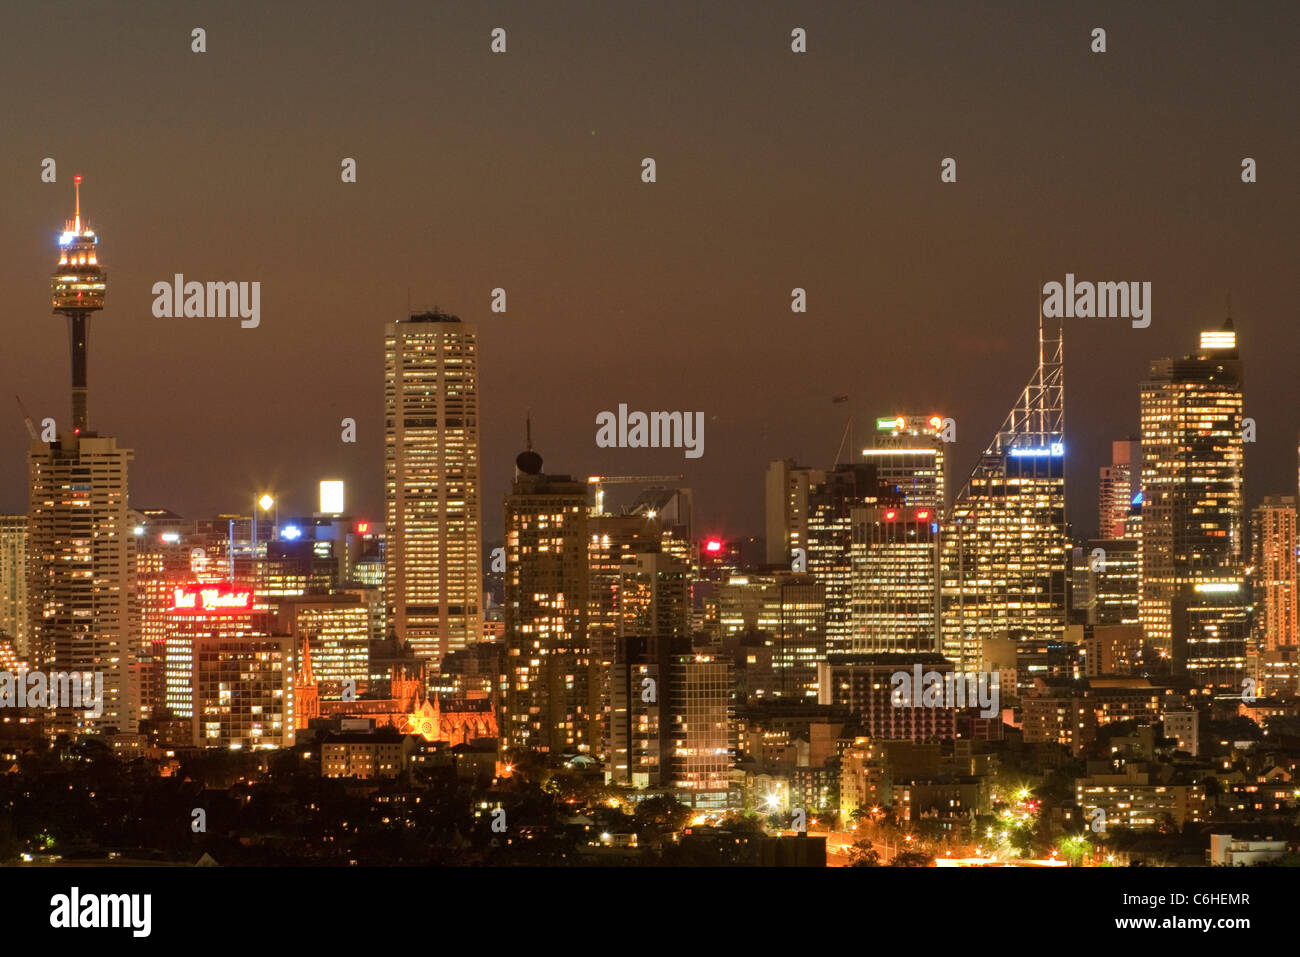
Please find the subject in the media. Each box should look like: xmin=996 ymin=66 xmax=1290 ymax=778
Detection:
xmin=319 ymin=480 xmax=345 ymax=515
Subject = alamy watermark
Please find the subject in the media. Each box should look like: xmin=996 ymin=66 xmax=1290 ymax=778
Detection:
xmin=1042 ymin=274 xmax=1150 ymax=328
xmin=890 ymin=664 xmax=1000 ymax=718
xmin=49 ymin=887 xmax=150 ymax=937
xmin=151 ymin=275 xmax=260 ymax=328
xmin=595 ymin=405 xmax=703 ymax=459
xmin=0 ymin=669 xmax=104 ymax=717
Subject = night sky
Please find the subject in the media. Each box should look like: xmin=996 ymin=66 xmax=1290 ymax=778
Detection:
xmin=1 ymin=0 xmax=1296 ymax=543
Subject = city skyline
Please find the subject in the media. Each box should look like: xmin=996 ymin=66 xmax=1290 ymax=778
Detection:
xmin=2 ymin=187 xmax=1289 ymax=553
xmin=2 ymin=1 xmax=1297 ymax=541
xmin=3 ymin=3 xmax=1300 ymax=902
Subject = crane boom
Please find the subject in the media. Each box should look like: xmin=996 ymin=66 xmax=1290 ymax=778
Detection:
xmin=14 ymin=395 xmax=37 ymax=439
xmin=586 ymin=474 xmax=683 ymax=485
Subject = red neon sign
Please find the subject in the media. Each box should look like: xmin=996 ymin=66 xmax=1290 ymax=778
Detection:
xmin=170 ymin=582 xmax=254 ymax=615
xmin=705 ymin=539 xmax=723 ymax=553
xmin=916 ymin=510 xmax=930 ymax=521
xmin=355 ymin=521 xmax=370 ymax=535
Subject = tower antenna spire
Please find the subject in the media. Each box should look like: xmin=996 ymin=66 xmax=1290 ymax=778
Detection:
xmin=51 ymin=173 xmax=107 ymax=435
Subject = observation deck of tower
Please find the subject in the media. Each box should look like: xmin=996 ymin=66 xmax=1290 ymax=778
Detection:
xmin=50 ymin=175 xmax=108 ymax=436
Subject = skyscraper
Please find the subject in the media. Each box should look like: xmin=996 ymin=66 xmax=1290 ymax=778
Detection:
xmin=0 ymin=516 xmax=27 ymax=659
xmin=769 ymin=573 xmax=826 ymax=698
xmin=28 ymin=179 xmax=137 ymax=734
xmin=1088 ymin=536 xmax=1140 ymax=627
xmin=764 ymin=459 xmax=816 ymax=566
xmin=806 ymin=464 xmax=883 ymax=655
xmin=712 ymin=571 xmax=824 ymax=698
xmin=588 ymin=511 xmax=661 ymax=759
xmin=941 ymin=315 xmax=1067 ymax=670
xmin=1139 ymin=320 xmax=1247 ymax=690
xmin=607 ymin=551 xmax=692 ymax=784
xmin=850 ymin=503 xmax=941 ymax=653
xmin=162 ymin=579 xmax=257 ymax=739
xmin=863 ymin=414 xmax=947 ymax=508
xmin=666 ymin=648 xmax=735 ymax=808
xmin=501 ymin=439 xmax=593 ymax=755
xmin=764 ymin=461 xmax=883 ymax=653
xmin=616 ymin=552 xmax=691 ymax=645
xmin=1099 ymin=439 xmax=1141 ymax=538
xmin=384 ymin=309 xmax=483 ymax=665
xmin=1251 ymin=497 xmax=1297 ymax=652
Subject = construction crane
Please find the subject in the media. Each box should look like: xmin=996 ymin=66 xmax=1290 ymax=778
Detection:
xmin=14 ymin=395 xmax=37 ymax=440
xmin=586 ymin=474 xmax=683 ymax=516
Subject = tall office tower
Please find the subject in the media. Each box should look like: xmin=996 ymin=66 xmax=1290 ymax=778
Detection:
xmin=502 ymin=441 xmax=593 ymax=755
xmin=1139 ymin=320 xmax=1247 ymax=690
xmin=617 ymin=552 xmax=691 ymax=643
xmin=765 ymin=459 xmax=816 ymax=565
xmin=1099 ymin=440 xmax=1142 ymax=538
xmin=384 ymin=309 xmax=483 ymax=665
xmin=608 ymin=635 xmax=663 ymax=787
xmin=0 ymin=516 xmax=28 ymax=658
xmin=134 ymin=519 xmax=200 ymax=725
xmin=1252 ymin=497 xmax=1297 ymax=652
xmin=666 ymin=646 xmax=735 ymax=808
xmin=806 ymin=464 xmax=883 ymax=655
xmin=864 ymin=414 xmax=947 ymax=508
xmin=608 ymin=635 xmax=737 ymax=805
xmin=162 ymin=580 xmax=259 ymax=744
xmin=768 ymin=573 xmax=825 ymax=698
xmin=941 ymin=315 xmax=1067 ymax=670
xmin=849 ymin=503 xmax=940 ymax=653
xmin=605 ymin=552 xmax=692 ymax=783
xmin=28 ymin=179 xmax=138 ymax=735
xmin=1069 ymin=546 xmax=1095 ymax=622
xmin=589 ymin=512 xmax=661 ymax=758
xmin=1088 ymin=537 xmax=1140 ymax=626
xmin=715 ymin=575 xmax=781 ymax=638
xmin=713 ymin=572 xmax=824 ymax=697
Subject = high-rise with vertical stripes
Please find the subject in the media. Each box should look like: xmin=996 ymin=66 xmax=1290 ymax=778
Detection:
xmin=1139 ymin=320 xmax=1247 ymax=691
xmin=384 ymin=310 xmax=483 ymax=666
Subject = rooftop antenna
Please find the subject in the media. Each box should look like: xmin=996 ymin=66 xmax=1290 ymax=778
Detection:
xmin=52 ymin=174 xmax=107 ymax=435
xmin=833 ymin=416 xmax=853 ymax=466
